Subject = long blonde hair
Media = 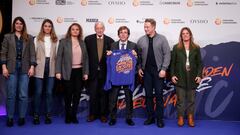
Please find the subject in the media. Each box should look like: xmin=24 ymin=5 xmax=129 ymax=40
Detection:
xmin=37 ymin=19 xmax=58 ymax=43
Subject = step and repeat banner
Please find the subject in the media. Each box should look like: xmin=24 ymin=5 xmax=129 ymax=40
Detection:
xmin=0 ymin=0 xmax=240 ymax=121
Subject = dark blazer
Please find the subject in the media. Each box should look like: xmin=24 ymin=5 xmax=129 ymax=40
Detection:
xmin=1 ymin=33 xmax=36 ymax=74
xmin=56 ymin=38 xmax=89 ymax=80
xmin=84 ymin=34 xmax=114 ymax=80
xmin=111 ymin=40 xmax=138 ymax=52
xmin=170 ymin=44 xmax=203 ymax=89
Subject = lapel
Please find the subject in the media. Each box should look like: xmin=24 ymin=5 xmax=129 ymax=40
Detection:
xmin=126 ymin=41 xmax=131 ymax=49
xmin=67 ymin=38 xmax=72 ymax=59
xmin=111 ymin=41 xmax=119 ymax=51
xmin=79 ymin=39 xmax=83 ymax=48
xmin=50 ymin=41 xmax=56 ymax=58
xmin=181 ymin=45 xmax=187 ymax=58
xmin=93 ymin=34 xmax=97 ymax=50
xmin=95 ymin=34 xmax=102 ymax=61
xmin=143 ymin=36 xmax=149 ymax=58
xmin=10 ymin=33 xmax=28 ymax=56
xmin=39 ymin=40 xmax=46 ymax=55
xmin=10 ymin=34 xmax=16 ymax=54
xmin=189 ymin=44 xmax=194 ymax=58
xmin=116 ymin=41 xmax=120 ymax=50
xmin=102 ymin=34 xmax=107 ymax=50
xmin=22 ymin=36 xmax=27 ymax=57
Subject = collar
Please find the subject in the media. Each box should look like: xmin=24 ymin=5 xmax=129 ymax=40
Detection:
xmin=97 ymin=35 xmax=104 ymax=39
xmin=119 ymin=40 xmax=127 ymax=45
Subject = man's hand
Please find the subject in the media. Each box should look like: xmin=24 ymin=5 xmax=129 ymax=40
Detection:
xmin=159 ymin=70 xmax=166 ymax=78
xmin=138 ymin=69 xmax=144 ymax=77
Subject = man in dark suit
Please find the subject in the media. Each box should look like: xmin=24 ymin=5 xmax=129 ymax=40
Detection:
xmin=106 ymin=26 xmax=137 ymax=126
xmin=84 ymin=22 xmax=114 ymax=123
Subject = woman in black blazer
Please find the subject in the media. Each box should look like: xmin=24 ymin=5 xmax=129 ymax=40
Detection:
xmin=56 ymin=23 xmax=89 ymax=124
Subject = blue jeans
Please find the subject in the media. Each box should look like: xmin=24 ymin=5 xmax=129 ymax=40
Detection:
xmin=34 ymin=77 xmax=54 ymax=115
xmin=6 ymin=61 xmax=29 ymax=118
xmin=34 ymin=57 xmax=54 ymax=115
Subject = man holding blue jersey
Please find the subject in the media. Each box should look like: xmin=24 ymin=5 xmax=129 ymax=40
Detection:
xmin=106 ymin=26 xmax=137 ymax=126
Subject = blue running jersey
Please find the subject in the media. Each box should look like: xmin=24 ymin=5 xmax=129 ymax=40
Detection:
xmin=104 ymin=50 xmax=137 ymax=91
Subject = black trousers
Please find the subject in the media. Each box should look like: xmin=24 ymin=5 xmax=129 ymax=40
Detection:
xmin=63 ymin=68 xmax=83 ymax=117
xmin=88 ymin=71 xmax=108 ymax=117
xmin=109 ymin=85 xmax=133 ymax=120
xmin=143 ymin=67 xmax=164 ymax=120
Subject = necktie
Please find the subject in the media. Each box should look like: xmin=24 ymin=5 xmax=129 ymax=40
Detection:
xmin=121 ymin=43 xmax=125 ymax=50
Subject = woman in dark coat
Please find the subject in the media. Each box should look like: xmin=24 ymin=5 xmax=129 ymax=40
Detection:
xmin=170 ymin=27 xmax=203 ymax=127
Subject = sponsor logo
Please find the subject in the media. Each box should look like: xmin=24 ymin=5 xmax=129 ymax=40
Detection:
xmin=28 ymin=0 xmax=36 ymax=5
xmin=187 ymin=0 xmax=208 ymax=7
xmin=108 ymin=17 xmax=129 ymax=24
xmin=27 ymin=0 xmax=50 ymax=5
xmin=215 ymin=18 xmax=237 ymax=25
xmin=187 ymin=0 xmax=193 ymax=7
xmin=108 ymin=17 xmax=115 ymax=24
xmin=86 ymin=18 xmax=99 ymax=22
xmin=159 ymin=1 xmax=181 ymax=5
xmin=56 ymin=0 xmax=66 ymax=5
xmin=56 ymin=17 xmax=64 ymax=23
xmin=108 ymin=1 xmax=126 ymax=5
xmin=56 ymin=17 xmax=77 ymax=23
xmin=80 ymin=0 xmax=88 ymax=6
xmin=190 ymin=19 xmax=208 ymax=24
xmin=82 ymin=0 xmax=102 ymax=5
xmin=136 ymin=19 xmax=144 ymax=24
xmin=132 ymin=0 xmax=154 ymax=6
xmin=216 ymin=1 xmax=238 ymax=5
xmin=163 ymin=18 xmax=170 ymax=25
xmin=132 ymin=0 xmax=140 ymax=7
xmin=56 ymin=0 xmax=75 ymax=5
xmin=215 ymin=18 xmax=222 ymax=25
xmin=64 ymin=18 xmax=78 ymax=22
xmin=30 ymin=17 xmax=46 ymax=22
xmin=163 ymin=18 xmax=185 ymax=25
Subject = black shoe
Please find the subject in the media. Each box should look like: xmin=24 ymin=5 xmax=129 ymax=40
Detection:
xmin=71 ymin=116 xmax=79 ymax=124
xmin=65 ymin=115 xmax=71 ymax=124
xmin=126 ymin=119 xmax=135 ymax=126
xmin=144 ymin=118 xmax=155 ymax=125
xmin=45 ymin=114 xmax=52 ymax=124
xmin=157 ymin=119 xmax=165 ymax=128
xmin=33 ymin=114 xmax=40 ymax=125
xmin=18 ymin=118 xmax=25 ymax=126
xmin=6 ymin=118 xmax=14 ymax=127
xmin=108 ymin=119 xmax=116 ymax=126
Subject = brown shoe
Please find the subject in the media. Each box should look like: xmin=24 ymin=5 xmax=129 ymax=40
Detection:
xmin=100 ymin=116 xmax=108 ymax=123
xmin=87 ymin=115 xmax=96 ymax=122
xmin=177 ymin=116 xmax=184 ymax=127
xmin=188 ymin=114 xmax=195 ymax=127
